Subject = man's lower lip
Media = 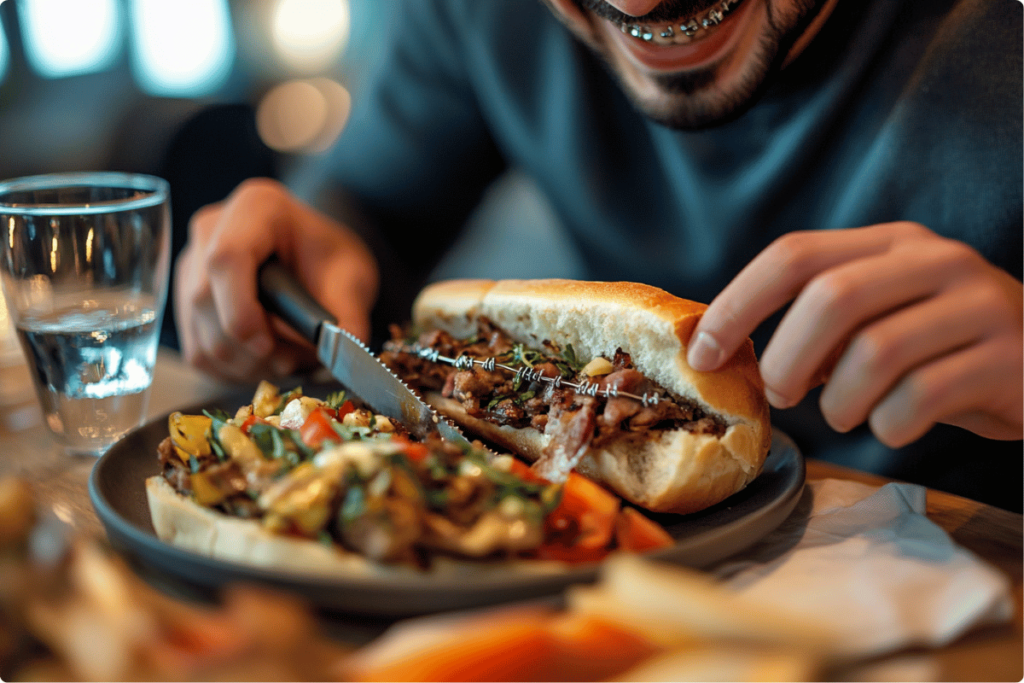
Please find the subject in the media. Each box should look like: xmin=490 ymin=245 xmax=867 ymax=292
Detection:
xmin=605 ymin=0 xmax=754 ymax=71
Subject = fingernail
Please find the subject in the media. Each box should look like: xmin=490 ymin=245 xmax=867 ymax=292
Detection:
xmin=764 ymin=387 xmax=794 ymax=409
xmin=688 ymin=331 xmax=724 ymax=371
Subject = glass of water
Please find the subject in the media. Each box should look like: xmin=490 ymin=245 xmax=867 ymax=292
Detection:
xmin=0 ymin=172 xmax=171 ymax=456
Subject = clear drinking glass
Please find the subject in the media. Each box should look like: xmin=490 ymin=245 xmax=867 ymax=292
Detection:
xmin=0 ymin=172 xmax=171 ymax=456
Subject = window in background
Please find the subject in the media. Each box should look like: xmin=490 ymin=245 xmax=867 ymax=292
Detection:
xmin=19 ymin=0 xmax=122 ymax=78
xmin=272 ymin=0 xmax=350 ymax=74
xmin=129 ymin=0 xmax=234 ymax=97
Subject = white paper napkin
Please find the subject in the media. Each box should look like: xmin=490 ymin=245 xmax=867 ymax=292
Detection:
xmin=710 ymin=478 xmax=1014 ymax=658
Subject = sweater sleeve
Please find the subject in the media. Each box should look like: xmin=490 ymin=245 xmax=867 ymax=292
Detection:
xmin=290 ymin=0 xmax=507 ymax=344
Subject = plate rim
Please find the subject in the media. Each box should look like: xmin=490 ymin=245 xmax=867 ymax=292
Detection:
xmin=88 ymin=392 xmax=805 ymax=614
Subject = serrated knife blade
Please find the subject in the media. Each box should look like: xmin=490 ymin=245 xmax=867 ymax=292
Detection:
xmin=256 ymin=257 xmax=470 ymax=446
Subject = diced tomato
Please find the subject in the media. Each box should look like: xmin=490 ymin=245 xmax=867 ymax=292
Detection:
xmin=299 ymin=407 xmax=341 ymax=448
xmin=535 ymin=472 xmax=620 ymax=563
xmin=335 ymin=400 xmax=355 ymax=421
xmin=390 ymin=437 xmax=430 ymax=463
xmin=614 ymin=507 xmax=674 ymax=552
xmin=555 ymin=472 xmax=620 ymax=549
xmin=507 ymin=457 xmax=551 ymax=484
xmin=239 ymin=413 xmax=267 ymax=435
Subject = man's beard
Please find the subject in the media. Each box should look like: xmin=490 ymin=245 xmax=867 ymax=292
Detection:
xmin=570 ymin=0 xmax=823 ymax=130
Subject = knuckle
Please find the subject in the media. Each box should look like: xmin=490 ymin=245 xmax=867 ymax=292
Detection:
xmin=230 ymin=177 xmax=286 ymax=207
xmin=805 ymin=271 xmax=858 ymax=312
xmin=891 ymin=220 xmax=931 ymax=241
xmin=937 ymin=237 xmax=980 ymax=265
xmin=188 ymin=203 xmax=220 ymax=237
xmin=205 ymin=236 xmax=257 ymax=273
xmin=224 ymin=311 xmax=263 ymax=344
xmin=766 ymin=231 xmax=816 ymax=273
xmin=926 ymin=237 xmax=985 ymax=276
xmin=209 ymin=338 xmax=236 ymax=364
xmin=180 ymin=343 xmax=201 ymax=367
xmin=847 ymin=327 xmax=899 ymax=379
xmin=887 ymin=370 xmax=947 ymax=431
xmin=968 ymin=280 xmax=1019 ymax=325
xmin=894 ymin=373 xmax=932 ymax=415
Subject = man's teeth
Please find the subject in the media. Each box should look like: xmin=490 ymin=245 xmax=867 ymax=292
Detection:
xmin=619 ymin=0 xmax=742 ymax=45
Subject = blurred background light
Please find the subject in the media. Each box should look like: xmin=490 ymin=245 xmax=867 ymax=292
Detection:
xmin=129 ymin=0 xmax=235 ymax=97
xmin=272 ymin=0 xmax=350 ymax=74
xmin=18 ymin=0 xmax=122 ymax=79
xmin=256 ymin=77 xmax=351 ymax=153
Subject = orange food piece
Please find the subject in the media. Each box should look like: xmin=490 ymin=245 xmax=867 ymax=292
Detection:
xmin=614 ymin=507 xmax=674 ymax=552
xmin=335 ymin=399 xmax=356 ymax=420
xmin=549 ymin=472 xmax=620 ymax=549
xmin=347 ymin=606 xmax=660 ymax=682
xmin=507 ymin=457 xmax=551 ymax=484
xmin=389 ymin=436 xmax=430 ymax=463
xmin=299 ymin=407 xmax=340 ymax=448
xmin=239 ymin=413 xmax=270 ymax=435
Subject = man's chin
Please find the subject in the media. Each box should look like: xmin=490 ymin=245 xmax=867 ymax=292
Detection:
xmin=605 ymin=53 xmax=773 ymax=130
xmin=552 ymin=0 xmax=830 ymax=130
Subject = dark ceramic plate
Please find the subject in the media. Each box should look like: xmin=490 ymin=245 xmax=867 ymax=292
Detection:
xmin=89 ymin=390 xmax=804 ymax=618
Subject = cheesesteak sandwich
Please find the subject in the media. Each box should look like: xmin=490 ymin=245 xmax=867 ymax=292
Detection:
xmin=381 ymin=279 xmax=772 ymax=515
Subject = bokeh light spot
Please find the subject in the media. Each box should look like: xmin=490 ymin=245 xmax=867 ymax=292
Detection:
xmin=19 ymin=0 xmax=121 ymax=78
xmin=271 ymin=0 xmax=350 ymax=73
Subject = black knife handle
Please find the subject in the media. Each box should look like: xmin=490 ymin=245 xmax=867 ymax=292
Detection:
xmin=257 ymin=256 xmax=336 ymax=344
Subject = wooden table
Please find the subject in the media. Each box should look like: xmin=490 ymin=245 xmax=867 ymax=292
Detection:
xmin=803 ymin=459 xmax=1023 ymax=682
xmin=1 ymin=349 xmax=1020 ymax=681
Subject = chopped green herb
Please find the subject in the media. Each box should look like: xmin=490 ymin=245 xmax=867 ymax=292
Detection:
xmin=203 ymin=408 xmax=232 ymax=424
xmin=324 ymin=390 xmax=348 ymax=410
xmin=340 ymin=485 xmax=366 ymax=524
xmin=209 ymin=437 xmax=227 ymax=462
xmin=274 ymin=387 xmax=304 ymax=415
xmin=425 ymin=488 xmax=448 ymax=509
xmin=487 ymin=395 xmax=509 ymax=411
xmin=560 ymin=343 xmax=585 ymax=372
xmin=330 ymin=421 xmax=372 ymax=442
xmin=247 ymin=423 xmax=314 ymax=467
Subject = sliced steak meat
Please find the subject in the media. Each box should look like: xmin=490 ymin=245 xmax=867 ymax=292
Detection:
xmin=383 ymin=319 xmax=728 ymax=470
xmin=158 ymin=436 xmax=192 ymax=494
xmin=532 ymin=395 xmax=598 ymax=483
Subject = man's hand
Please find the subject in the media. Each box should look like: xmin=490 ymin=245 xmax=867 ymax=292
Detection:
xmin=687 ymin=222 xmax=1023 ymax=447
xmin=174 ymin=178 xmax=379 ymax=382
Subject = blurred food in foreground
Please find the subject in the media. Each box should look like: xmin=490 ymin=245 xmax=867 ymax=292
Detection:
xmin=0 ymin=476 xmax=352 ymax=681
xmin=2 ymin=474 xmax=893 ymax=682
xmin=342 ymin=553 xmax=843 ymax=682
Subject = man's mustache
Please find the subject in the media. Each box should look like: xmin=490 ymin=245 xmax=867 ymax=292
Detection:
xmin=574 ymin=0 xmax=727 ymax=24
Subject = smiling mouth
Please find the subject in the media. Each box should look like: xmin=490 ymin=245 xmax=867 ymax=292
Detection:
xmin=614 ymin=0 xmax=745 ymax=46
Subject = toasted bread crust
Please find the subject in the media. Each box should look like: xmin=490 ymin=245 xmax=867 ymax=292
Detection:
xmin=412 ymin=279 xmax=772 ymax=514
xmin=145 ymin=476 xmax=568 ymax=577
xmin=146 ymin=476 xmax=374 ymax=575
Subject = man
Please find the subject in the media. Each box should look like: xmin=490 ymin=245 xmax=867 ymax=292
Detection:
xmin=174 ymin=0 xmax=1022 ymax=508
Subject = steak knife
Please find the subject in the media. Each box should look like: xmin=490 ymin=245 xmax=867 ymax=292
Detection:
xmin=256 ymin=257 xmax=470 ymax=446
